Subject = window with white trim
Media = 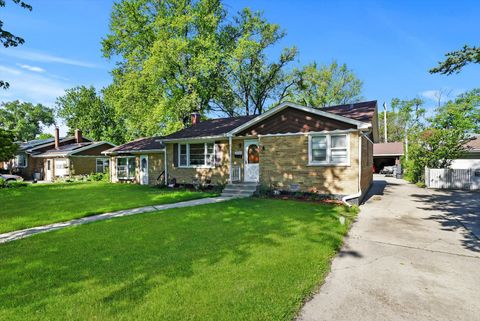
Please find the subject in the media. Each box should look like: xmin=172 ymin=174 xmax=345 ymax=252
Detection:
xmin=117 ymin=157 xmax=136 ymax=179
xmin=13 ymin=153 xmax=27 ymax=168
xmin=309 ymin=134 xmax=349 ymax=165
xmin=178 ymin=142 xmax=215 ymax=168
xmin=96 ymin=158 xmax=110 ymax=173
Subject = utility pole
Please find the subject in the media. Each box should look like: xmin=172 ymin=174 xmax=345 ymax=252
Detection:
xmin=383 ymin=102 xmax=388 ymax=143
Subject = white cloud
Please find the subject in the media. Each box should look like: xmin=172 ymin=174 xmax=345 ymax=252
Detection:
xmin=0 ymin=65 xmax=69 ymax=106
xmin=0 ymin=49 xmax=98 ymax=68
xmin=17 ymin=64 xmax=45 ymax=73
xmin=421 ymin=88 xmax=465 ymax=104
xmin=421 ymin=89 xmax=441 ymax=101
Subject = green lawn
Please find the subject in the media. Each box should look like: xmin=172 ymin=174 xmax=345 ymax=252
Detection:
xmin=0 ymin=182 xmax=216 ymax=233
xmin=0 ymin=198 xmax=357 ymax=321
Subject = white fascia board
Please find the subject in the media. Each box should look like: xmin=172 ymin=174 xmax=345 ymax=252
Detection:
xmin=228 ymin=102 xmax=370 ymax=136
xmin=103 ymin=149 xmax=165 ymax=155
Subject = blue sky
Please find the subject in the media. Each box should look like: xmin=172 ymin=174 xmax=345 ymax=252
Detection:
xmin=1 ymin=0 xmax=479 ymax=135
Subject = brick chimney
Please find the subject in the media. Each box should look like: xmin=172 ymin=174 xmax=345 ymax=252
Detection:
xmin=75 ymin=129 xmax=82 ymax=144
xmin=54 ymin=127 xmax=60 ymax=149
xmin=191 ymin=112 xmax=201 ymax=126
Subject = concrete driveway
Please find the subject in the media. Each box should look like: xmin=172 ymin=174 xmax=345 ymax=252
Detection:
xmin=298 ymin=175 xmax=480 ymax=321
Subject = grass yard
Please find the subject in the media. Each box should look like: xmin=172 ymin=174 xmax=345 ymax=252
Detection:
xmin=0 ymin=198 xmax=357 ymax=321
xmin=0 ymin=182 xmax=216 ymax=233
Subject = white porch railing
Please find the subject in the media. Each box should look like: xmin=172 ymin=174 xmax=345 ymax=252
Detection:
xmin=231 ymin=165 xmax=241 ymax=182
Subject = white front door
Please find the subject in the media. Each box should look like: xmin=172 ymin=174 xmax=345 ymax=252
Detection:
xmin=45 ymin=159 xmax=53 ymax=181
xmin=140 ymin=155 xmax=149 ymax=185
xmin=244 ymin=140 xmax=259 ymax=182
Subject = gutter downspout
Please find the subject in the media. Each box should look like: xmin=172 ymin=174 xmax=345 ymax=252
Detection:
xmin=342 ymin=131 xmax=364 ymax=207
xmin=164 ymin=148 xmax=168 ymax=185
xmin=228 ymin=135 xmax=233 ymax=183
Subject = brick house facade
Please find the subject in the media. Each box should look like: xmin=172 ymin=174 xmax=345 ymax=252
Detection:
xmin=106 ymin=101 xmax=378 ymax=203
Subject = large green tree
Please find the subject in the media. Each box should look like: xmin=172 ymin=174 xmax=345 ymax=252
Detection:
xmin=55 ymin=86 xmax=126 ymax=144
xmin=102 ymin=0 xmax=230 ymax=136
xmin=0 ymin=100 xmax=54 ymax=141
xmin=102 ymin=0 xmax=297 ymax=137
xmin=0 ymin=0 xmax=32 ymax=89
xmin=430 ymin=45 xmax=480 ymax=75
xmin=283 ymin=61 xmax=363 ymax=108
xmin=404 ymin=89 xmax=480 ymax=183
xmin=0 ymin=128 xmax=17 ymax=162
xmin=378 ymin=97 xmax=425 ymax=143
xmin=212 ymin=8 xmax=297 ymax=116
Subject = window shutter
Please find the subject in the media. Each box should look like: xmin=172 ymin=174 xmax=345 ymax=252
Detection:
xmin=214 ymin=142 xmax=222 ymax=167
xmin=173 ymin=143 xmax=178 ymax=167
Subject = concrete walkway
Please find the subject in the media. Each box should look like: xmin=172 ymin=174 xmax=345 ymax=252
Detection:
xmin=298 ymin=175 xmax=480 ymax=321
xmin=0 ymin=196 xmax=236 ymax=244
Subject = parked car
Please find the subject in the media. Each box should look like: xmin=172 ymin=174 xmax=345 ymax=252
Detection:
xmin=0 ymin=174 xmax=24 ymax=182
xmin=380 ymin=166 xmax=395 ymax=176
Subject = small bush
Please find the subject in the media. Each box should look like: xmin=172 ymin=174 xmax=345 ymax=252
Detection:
xmin=7 ymin=181 xmax=28 ymax=188
xmin=0 ymin=178 xmax=28 ymax=189
xmin=88 ymin=172 xmax=109 ymax=182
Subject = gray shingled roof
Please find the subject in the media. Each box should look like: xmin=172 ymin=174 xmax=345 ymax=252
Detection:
xmin=162 ymin=101 xmax=377 ymax=140
xmin=163 ymin=115 xmax=257 ymax=140
xmin=103 ymin=137 xmax=165 ymax=154
xmin=323 ymin=100 xmax=377 ymax=123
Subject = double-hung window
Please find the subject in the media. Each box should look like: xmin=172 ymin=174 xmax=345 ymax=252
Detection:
xmin=13 ymin=153 xmax=27 ymax=168
xmin=178 ymin=142 xmax=215 ymax=168
xmin=117 ymin=157 xmax=136 ymax=179
xmin=96 ymin=158 xmax=110 ymax=173
xmin=309 ymin=134 xmax=349 ymax=165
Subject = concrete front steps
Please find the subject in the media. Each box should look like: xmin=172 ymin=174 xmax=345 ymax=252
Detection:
xmin=221 ymin=182 xmax=259 ymax=198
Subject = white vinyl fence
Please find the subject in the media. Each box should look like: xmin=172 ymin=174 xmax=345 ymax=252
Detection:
xmin=425 ymin=168 xmax=480 ymax=190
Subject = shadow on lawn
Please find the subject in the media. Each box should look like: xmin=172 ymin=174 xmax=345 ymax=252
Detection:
xmin=0 ymin=198 xmax=353 ymax=315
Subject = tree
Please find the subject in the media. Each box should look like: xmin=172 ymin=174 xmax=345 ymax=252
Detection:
xmin=283 ymin=61 xmax=363 ymax=108
xmin=0 ymin=0 xmax=32 ymax=89
xmin=212 ymin=8 xmax=297 ymax=116
xmin=378 ymin=98 xmax=425 ymax=143
xmin=102 ymin=1 xmax=297 ymax=137
xmin=0 ymin=100 xmax=54 ymax=141
xmin=430 ymin=45 xmax=480 ymax=75
xmin=0 ymin=128 xmax=17 ymax=162
xmin=37 ymin=132 xmax=53 ymax=140
xmin=55 ymin=86 xmax=126 ymax=144
xmin=102 ymin=0 xmax=231 ymax=136
xmin=403 ymin=89 xmax=480 ymax=183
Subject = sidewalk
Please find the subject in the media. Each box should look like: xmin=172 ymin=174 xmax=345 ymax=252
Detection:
xmin=0 ymin=196 xmax=235 ymax=244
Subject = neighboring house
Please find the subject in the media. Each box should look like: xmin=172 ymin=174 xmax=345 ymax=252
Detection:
xmin=3 ymin=129 xmax=115 ymax=181
xmin=103 ymin=137 xmax=165 ymax=185
xmin=450 ymin=134 xmax=480 ymax=169
xmin=106 ymin=101 xmax=379 ymax=202
xmin=373 ymin=142 xmax=404 ymax=173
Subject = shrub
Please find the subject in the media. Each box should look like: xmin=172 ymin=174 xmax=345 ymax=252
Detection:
xmin=0 ymin=177 xmax=6 ymax=188
xmin=7 ymin=181 xmax=28 ymax=188
xmin=88 ymin=172 xmax=109 ymax=182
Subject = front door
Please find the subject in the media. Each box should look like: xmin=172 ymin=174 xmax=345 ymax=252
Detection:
xmin=244 ymin=140 xmax=259 ymax=182
xmin=140 ymin=155 xmax=149 ymax=185
xmin=45 ymin=159 xmax=53 ymax=181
